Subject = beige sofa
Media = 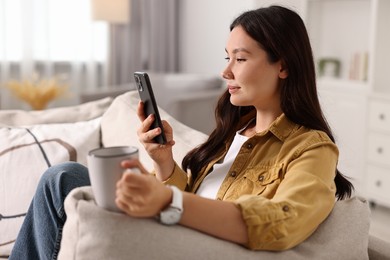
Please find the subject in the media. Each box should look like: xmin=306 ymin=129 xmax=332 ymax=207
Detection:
xmin=1 ymin=91 xmax=390 ymax=259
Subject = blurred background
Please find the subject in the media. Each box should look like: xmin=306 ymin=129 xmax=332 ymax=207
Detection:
xmin=0 ymin=1 xmax=390 ymax=241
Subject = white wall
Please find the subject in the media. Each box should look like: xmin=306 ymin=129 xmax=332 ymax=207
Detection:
xmin=178 ymin=0 xmax=305 ymax=75
xmin=178 ymin=0 xmax=257 ymax=75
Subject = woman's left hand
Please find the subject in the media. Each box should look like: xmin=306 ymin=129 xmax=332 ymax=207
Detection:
xmin=115 ymin=159 xmax=172 ymax=217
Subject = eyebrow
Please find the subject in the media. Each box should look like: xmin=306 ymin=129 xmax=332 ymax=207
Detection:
xmin=225 ymin=48 xmax=251 ymax=54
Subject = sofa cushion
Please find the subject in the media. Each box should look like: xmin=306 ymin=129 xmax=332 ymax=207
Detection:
xmin=0 ymin=96 xmax=112 ymax=126
xmin=0 ymin=116 xmax=104 ymax=256
xmin=59 ymin=187 xmax=370 ymax=260
xmin=368 ymin=235 xmax=390 ymax=260
xmin=101 ymin=90 xmax=208 ymax=171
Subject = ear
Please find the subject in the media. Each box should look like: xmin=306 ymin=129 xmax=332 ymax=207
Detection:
xmin=278 ymin=61 xmax=288 ymax=79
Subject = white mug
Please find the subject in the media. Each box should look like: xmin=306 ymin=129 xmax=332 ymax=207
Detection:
xmin=87 ymin=146 xmax=139 ymax=212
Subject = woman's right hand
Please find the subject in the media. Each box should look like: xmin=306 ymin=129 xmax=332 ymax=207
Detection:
xmin=136 ymin=101 xmax=175 ymax=180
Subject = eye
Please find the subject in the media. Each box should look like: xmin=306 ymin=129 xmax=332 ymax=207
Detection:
xmin=224 ymin=57 xmax=230 ymax=62
xmin=236 ymin=58 xmax=247 ymax=62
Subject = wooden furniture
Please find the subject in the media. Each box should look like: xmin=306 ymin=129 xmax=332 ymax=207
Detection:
xmin=367 ymin=94 xmax=390 ymax=207
xmin=299 ymin=0 xmax=390 ymax=205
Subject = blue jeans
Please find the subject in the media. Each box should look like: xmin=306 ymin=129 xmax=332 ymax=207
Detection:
xmin=9 ymin=162 xmax=90 ymax=260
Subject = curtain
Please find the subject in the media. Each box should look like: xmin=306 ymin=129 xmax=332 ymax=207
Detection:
xmin=0 ymin=0 xmax=179 ymax=109
xmin=108 ymin=0 xmax=179 ymax=86
xmin=0 ymin=0 xmax=108 ymax=109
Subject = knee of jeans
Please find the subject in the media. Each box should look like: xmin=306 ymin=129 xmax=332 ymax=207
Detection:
xmin=38 ymin=162 xmax=89 ymax=190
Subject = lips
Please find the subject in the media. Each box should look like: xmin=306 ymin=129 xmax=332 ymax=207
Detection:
xmin=228 ymin=84 xmax=240 ymax=94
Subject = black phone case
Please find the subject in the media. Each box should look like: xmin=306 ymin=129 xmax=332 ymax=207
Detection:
xmin=134 ymin=72 xmax=167 ymax=144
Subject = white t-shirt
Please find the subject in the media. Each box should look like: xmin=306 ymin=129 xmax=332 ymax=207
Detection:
xmin=195 ymin=132 xmax=249 ymax=199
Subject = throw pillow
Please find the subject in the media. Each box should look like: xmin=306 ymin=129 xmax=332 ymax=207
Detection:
xmin=101 ymin=91 xmax=208 ymax=171
xmin=59 ymin=187 xmax=370 ymax=260
xmin=0 ymin=96 xmax=112 ymax=126
xmin=0 ymin=117 xmax=101 ymax=257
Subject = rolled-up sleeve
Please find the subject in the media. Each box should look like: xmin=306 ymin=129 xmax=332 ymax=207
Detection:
xmin=162 ymin=161 xmax=189 ymax=191
xmin=235 ymin=142 xmax=338 ymax=250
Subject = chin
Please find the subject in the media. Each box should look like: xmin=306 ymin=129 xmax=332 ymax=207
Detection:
xmin=229 ymin=96 xmax=246 ymax=107
xmin=229 ymin=96 xmax=239 ymax=106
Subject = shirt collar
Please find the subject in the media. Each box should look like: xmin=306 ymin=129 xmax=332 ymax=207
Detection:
xmin=266 ymin=114 xmax=298 ymax=142
xmin=236 ymin=111 xmax=299 ymax=142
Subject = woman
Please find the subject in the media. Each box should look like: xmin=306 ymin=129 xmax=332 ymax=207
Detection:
xmin=10 ymin=5 xmax=353 ymax=259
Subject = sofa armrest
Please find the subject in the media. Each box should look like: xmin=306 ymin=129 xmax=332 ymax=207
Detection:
xmin=59 ymin=187 xmax=371 ymax=260
xmin=368 ymin=235 xmax=390 ymax=260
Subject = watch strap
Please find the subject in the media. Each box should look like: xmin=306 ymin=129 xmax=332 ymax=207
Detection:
xmin=169 ymin=185 xmax=183 ymax=210
xmin=159 ymin=185 xmax=183 ymax=225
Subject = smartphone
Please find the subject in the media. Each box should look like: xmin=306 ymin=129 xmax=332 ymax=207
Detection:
xmin=134 ymin=72 xmax=167 ymax=144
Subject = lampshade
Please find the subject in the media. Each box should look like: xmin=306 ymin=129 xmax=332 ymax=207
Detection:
xmin=90 ymin=0 xmax=130 ymax=24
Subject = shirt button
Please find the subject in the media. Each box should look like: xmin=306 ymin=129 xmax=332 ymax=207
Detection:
xmin=230 ymin=171 xmax=237 ymax=177
xmin=258 ymin=175 xmax=264 ymax=182
xmin=246 ymin=143 xmax=253 ymax=149
xmin=282 ymin=205 xmax=290 ymax=212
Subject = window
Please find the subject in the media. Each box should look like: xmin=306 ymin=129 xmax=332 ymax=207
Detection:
xmin=0 ymin=0 xmax=108 ymax=62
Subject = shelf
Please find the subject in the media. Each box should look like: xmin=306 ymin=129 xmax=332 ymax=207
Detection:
xmin=305 ymin=0 xmax=371 ymax=81
xmin=302 ymin=0 xmax=390 ymax=208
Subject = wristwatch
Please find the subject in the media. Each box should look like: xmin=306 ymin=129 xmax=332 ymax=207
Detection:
xmin=159 ymin=185 xmax=183 ymax=225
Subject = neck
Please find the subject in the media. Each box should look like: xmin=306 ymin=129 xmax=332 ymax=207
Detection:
xmin=254 ymin=114 xmax=277 ymax=132
xmin=241 ymin=106 xmax=283 ymax=137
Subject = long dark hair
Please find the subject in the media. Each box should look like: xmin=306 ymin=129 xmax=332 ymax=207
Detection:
xmin=182 ymin=5 xmax=353 ymax=200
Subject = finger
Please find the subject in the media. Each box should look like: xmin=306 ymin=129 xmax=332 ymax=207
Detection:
xmin=161 ymin=120 xmax=172 ymax=135
xmin=116 ymin=178 xmax=145 ymax=205
xmin=140 ymin=128 xmax=163 ymax=144
xmin=160 ymin=120 xmax=175 ymax=146
xmin=116 ymin=199 xmax=145 ymax=218
xmin=137 ymin=114 xmax=153 ymax=134
xmin=121 ymin=159 xmax=149 ymax=174
xmin=116 ymin=186 xmax=131 ymax=201
xmin=115 ymin=187 xmax=150 ymax=217
xmin=118 ymin=172 xmax=147 ymax=189
xmin=116 ymin=186 xmax=145 ymax=205
xmin=116 ymin=197 xmax=139 ymax=216
xmin=154 ymin=140 xmax=175 ymax=150
xmin=136 ymin=101 xmax=146 ymax=121
xmin=115 ymin=198 xmax=130 ymax=213
xmin=137 ymin=115 xmax=159 ymax=141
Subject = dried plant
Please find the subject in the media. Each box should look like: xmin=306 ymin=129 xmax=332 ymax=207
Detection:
xmin=4 ymin=74 xmax=70 ymax=110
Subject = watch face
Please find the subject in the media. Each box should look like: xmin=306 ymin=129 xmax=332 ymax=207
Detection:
xmin=161 ymin=207 xmax=182 ymax=225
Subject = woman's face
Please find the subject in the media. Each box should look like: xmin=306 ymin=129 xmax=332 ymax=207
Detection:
xmin=222 ymin=26 xmax=287 ymax=110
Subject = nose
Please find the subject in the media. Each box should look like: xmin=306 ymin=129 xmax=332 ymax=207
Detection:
xmin=221 ymin=65 xmax=234 ymax=80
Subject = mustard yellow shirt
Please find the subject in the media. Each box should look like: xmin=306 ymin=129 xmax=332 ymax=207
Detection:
xmin=164 ymin=114 xmax=338 ymax=251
